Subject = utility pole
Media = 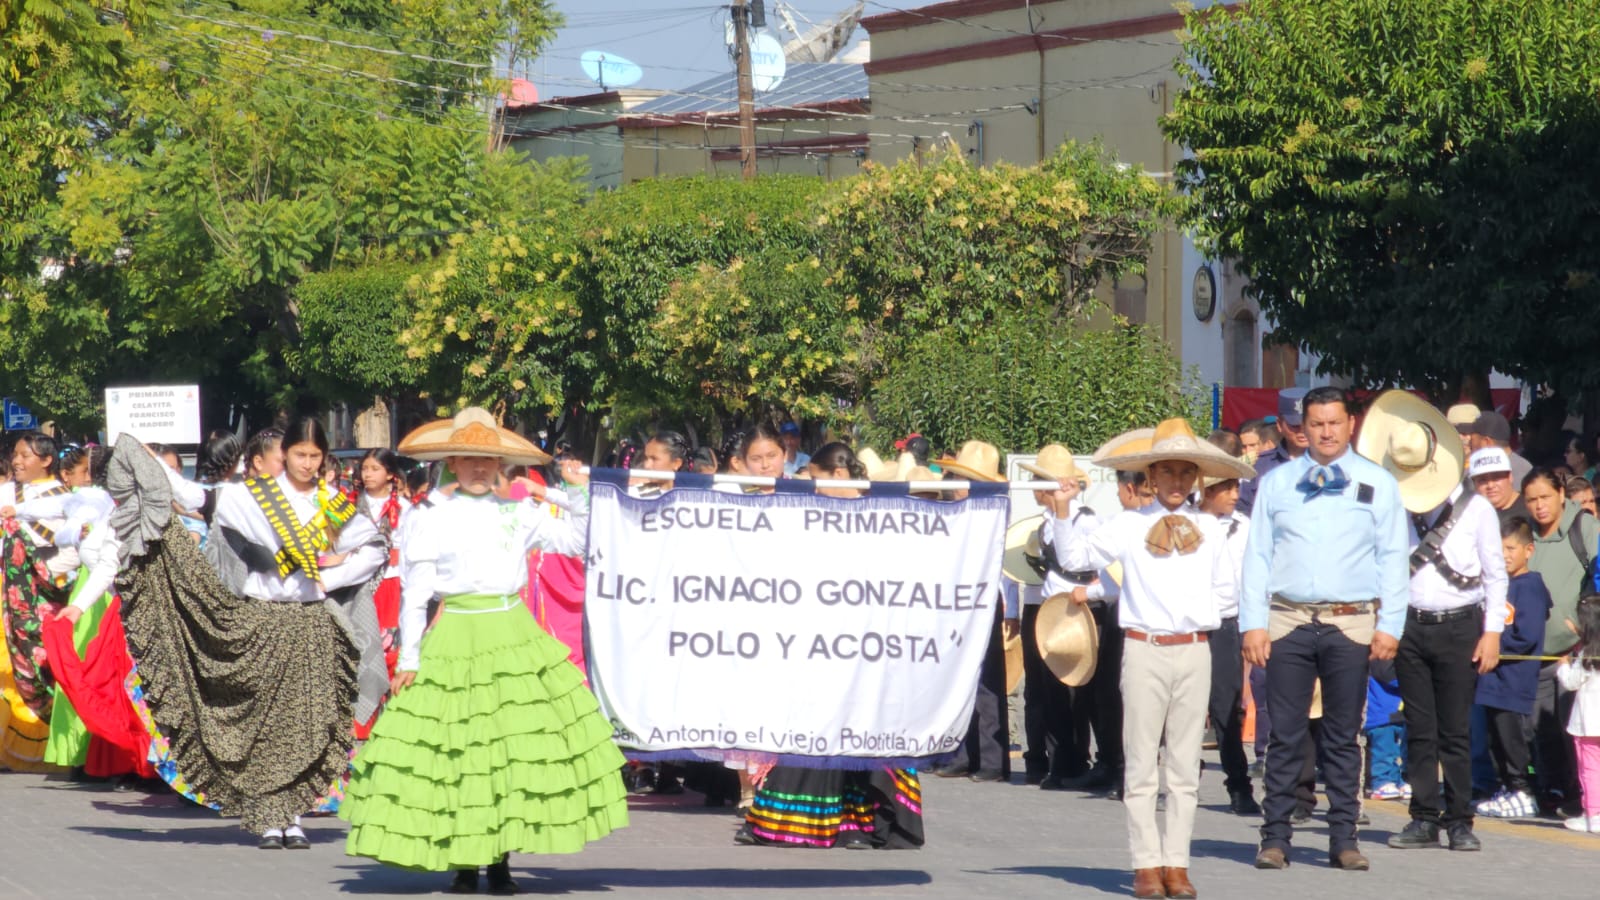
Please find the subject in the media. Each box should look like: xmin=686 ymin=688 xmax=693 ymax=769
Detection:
xmin=732 ymin=0 xmax=758 ymax=179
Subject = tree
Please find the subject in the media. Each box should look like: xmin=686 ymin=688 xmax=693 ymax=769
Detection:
xmin=6 ymin=0 xmax=568 ymax=430
xmin=1164 ymin=0 xmax=1600 ymax=404
xmin=864 ymin=308 xmax=1206 ymax=456
xmin=813 ymin=141 xmax=1172 ymax=391
xmin=402 ymin=174 xmax=836 ymax=444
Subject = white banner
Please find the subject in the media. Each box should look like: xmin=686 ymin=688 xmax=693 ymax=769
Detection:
xmin=584 ymin=476 xmax=1010 ymax=766
xmin=105 ymin=384 xmax=201 ymax=445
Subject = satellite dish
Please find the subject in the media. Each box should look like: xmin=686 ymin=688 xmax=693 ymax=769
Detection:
xmin=504 ymin=77 xmax=539 ymax=106
xmin=580 ymin=50 xmax=643 ymax=90
xmin=749 ymin=32 xmax=787 ymax=92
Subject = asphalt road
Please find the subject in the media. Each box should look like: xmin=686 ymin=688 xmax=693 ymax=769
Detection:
xmin=4 ymin=750 xmax=1595 ymax=899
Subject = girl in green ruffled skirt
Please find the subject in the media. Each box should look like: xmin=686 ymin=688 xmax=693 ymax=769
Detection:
xmin=342 ymin=409 xmax=627 ymax=895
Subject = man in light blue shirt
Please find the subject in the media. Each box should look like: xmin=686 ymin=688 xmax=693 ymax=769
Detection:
xmin=1240 ymin=387 xmax=1409 ymax=873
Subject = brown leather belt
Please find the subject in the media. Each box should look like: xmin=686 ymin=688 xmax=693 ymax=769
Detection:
xmin=1125 ymin=629 xmax=1208 ymax=646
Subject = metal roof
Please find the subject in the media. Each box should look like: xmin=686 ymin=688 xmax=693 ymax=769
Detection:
xmin=628 ymin=63 xmax=867 ymax=117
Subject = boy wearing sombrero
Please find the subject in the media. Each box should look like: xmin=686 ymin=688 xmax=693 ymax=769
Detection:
xmin=342 ymin=408 xmax=628 ymax=894
xmin=1051 ymin=419 xmax=1253 ymax=899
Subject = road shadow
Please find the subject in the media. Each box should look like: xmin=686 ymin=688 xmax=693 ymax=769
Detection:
xmin=89 ymin=798 xmax=222 ymax=819
xmin=1188 ymin=837 xmax=1267 ymax=864
xmin=335 ymin=866 xmax=934 ymax=894
xmin=70 ymin=824 xmax=257 ymax=846
xmin=965 ymin=865 xmax=1127 ymax=896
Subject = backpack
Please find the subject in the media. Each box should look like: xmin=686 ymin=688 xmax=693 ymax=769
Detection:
xmin=1570 ymin=511 xmax=1597 ymax=588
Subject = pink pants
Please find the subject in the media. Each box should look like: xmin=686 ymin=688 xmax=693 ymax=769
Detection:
xmin=1576 ymin=737 xmax=1600 ymax=817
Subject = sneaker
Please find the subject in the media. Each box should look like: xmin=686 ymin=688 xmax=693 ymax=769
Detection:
xmin=1478 ymin=790 xmax=1537 ymax=819
xmin=1369 ymin=782 xmax=1405 ymax=801
xmin=1402 ymin=782 xmax=1414 ymax=799
xmin=1564 ymin=815 xmax=1600 ymax=833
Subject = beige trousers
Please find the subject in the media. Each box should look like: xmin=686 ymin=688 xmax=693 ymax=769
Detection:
xmin=1121 ymin=638 xmax=1212 ymax=869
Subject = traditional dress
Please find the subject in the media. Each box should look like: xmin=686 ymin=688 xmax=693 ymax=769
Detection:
xmin=105 ymin=440 xmax=385 ymax=835
xmin=354 ymin=489 xmax=409 ymax=739
xmin=343 ymin=407 xmax=627 ymax=878
xmin=743 ymin=767 xmax=925 ymax=849
xmin=342 ymin=486 xmax=628 ymax=869
xmin=0 ymin=477 xmax=78 ymax=771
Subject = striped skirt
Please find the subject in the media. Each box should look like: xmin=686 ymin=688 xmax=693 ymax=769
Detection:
xmin=745 ymin=766 xmax=924 ymax=849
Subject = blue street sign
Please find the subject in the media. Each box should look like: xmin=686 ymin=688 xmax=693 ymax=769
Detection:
xmin=3 ymin=398 xmax=37 ymax=431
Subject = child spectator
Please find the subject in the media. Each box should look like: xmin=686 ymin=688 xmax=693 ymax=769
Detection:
xmin=1567 ymin=477 xmax=1597 ymax=518
xmin=1475 ymin=517 xmax=1551 ymax=818
xmin=1557 ymin=593 xmax=1600 ymax=832
xmin=1367 ymin=660 xmax=1408 ymax=800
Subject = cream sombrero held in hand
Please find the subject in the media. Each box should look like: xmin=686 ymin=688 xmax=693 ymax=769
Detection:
xmin=1035 ymin=592 xmax=1098 ymax=687
xmin=399 ymin=407 xmax=552 ymax=466
xmin=1098 ymin=418 xmax=1255 ymax=481
xmin=1355 ymin=389 xmax=1464 ymax=514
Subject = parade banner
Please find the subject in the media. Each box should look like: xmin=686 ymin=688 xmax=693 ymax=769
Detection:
xmin=583 ymin=473 xmax=1009 ymax=767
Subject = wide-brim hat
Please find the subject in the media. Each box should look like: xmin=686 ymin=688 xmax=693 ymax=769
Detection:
xmin=868 ymin=450 xmax=916 ymax=482
xmin=857 ymin=447 xmax=887 ymax=477
xmin=1100 ymin=418 xmax=1255 ymax=481
xmin=1356 ymin=389 xmax=1464 ymax=514
xmin=399 ymin=407 xmax=552 ymax=466
xmin=1004 ymin=631 xmax=1023 ymax=694
xmin=1003 ymin=515 xmax=1045 ymax=586
xmin=938 ymin=440 xmax=1005 ymax=482
xmin=1020 ymin=443 xmax=1085 ymax=483
xmin=1092 ymin=428 xmax=1154 ymax=465
xmin=1035 ymin=592 xmax=1098 ymax=687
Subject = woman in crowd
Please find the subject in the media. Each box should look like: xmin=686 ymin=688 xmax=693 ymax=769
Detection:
xmin=736 ymin=443 xmax=926 ymax=850
xmin=342 ymin=408 xmax=626 ymax=894
xmin=635 ymin=431 xmax=692 ymax=497
xmin=1568 ymin=435 xmax=1599 ymax=484
xmin=720 ymin=431 xmax=750 ymax=475
xmin=354 ymin=448 xmax=410 ymax=738
xmin=20 ymin=445 xmax=116 ymax=771
xmin=193 ymin=430 xmax=244 ymax=519
xmin=110 ymin=416 xmax=386 ymax=850
xmin=243 ymin=427 xmax=285 ymax=480
xmin=1523 ymin=468 xmax=1600 ymax=816
xmin=0 ymin=431 xmax=79 ymax=770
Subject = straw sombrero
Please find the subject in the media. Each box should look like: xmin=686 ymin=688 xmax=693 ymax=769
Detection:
xmin=1003 ymin=515 xmax=1045 ymax=586
xmin=1355 ymin=389 xmax=1464 ymax=514
xmin=857 ymin=447 xmax=887 ymax=478
xmin=399 ymin=407 xmax=552 ymax=466
xmin=867 ymin=450 xmax=916 ymax=482
xmin=1099 ymin=418 xmax=1255 ymax=481
xmin=1092 ymin=428 xmax=1155 ymax=465
xmin=938 ymin=440 xmax=1005 ymax=482
xmin=1035 ymin=592 xmax=1099 ymax=687
xmin=1020 ymin=443 xmax=1085 ymax=483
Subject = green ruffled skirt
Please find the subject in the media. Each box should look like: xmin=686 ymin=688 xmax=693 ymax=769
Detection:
xmin=43 ymin=571 xmax=108 ymax=768
xmin=342 ymin=593 xmax=628 ymax=870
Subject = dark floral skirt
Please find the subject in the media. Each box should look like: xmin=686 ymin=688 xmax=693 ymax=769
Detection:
xmin=1 ymin=523 xmax=70 ymax=722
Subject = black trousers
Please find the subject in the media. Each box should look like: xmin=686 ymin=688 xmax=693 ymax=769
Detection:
xmin=949 ymin=602 xmax=1011 ymax=775
xmin=1260 ymin=622 xmax=1368 ymax=854
xmin=1484 ymin=706 xmax=1533 ymax=795
xmin=1070 ymin=603 xmax=1124 ymax=776
xmin=1396 ymin=609 xmax=1482 ymax=827
xmin=1535 ymin=661 xmax=1580 ymax=804
xmin=1208 ymin=616 xmax=1251 ymax=793
xmin=1021 ymin=604 xmax=1083 ymax=777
